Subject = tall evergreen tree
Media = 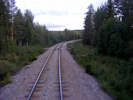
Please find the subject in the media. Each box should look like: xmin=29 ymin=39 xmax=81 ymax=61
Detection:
xmin=106 ymin=0 xmax=115 ymax=19
xmin=0 ymin=0 xmax=12 ymax=53
xmin=83 ymin=4 xmax=94 ymax=45
xmin=9 ymin=0 xmax=17 ymax=39
xmin=94 ymin=3 xmax=107 ymax=32
xmin=120 ymin=0 xmax=133 ymax=42
xmin=14 ymin=9 xmax=25 ymax=45
xmin=24 ymin=9 xmax=34 ymax=45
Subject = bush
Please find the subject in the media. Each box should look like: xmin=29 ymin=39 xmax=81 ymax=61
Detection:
xmin=85 ymin=64 xmax=93 ymax=74
xmin=0 ymin=73 xmax=12 ymax=87
xmin=0 ymin=45 xmax=45 ymax=87
xmin=70 ymin=47 xmax=76 ymax=54
xmin=68 ymin=41 xmax=133 ymax=100
xmin=28 ymin=53 xmax=37 ymax=61
xmin=0 ymin=60 xmax=16 ymax=77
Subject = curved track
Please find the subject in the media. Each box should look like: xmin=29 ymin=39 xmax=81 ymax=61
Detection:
xmin=27 ymin=43 xmax=63 ymax=100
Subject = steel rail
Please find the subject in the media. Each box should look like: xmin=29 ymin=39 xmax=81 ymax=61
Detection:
xmin=58 ymin=47 xmax=63 ymax=100
xmin=27 ymin=47 xmax=55 ymax=100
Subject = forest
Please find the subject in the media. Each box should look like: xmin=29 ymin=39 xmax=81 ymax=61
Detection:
xmin=0 ymin=0 xmax=82 ymax=87
xmin=78 ymin=0 xmax=133 ymax=99
xmin=83 ymin=0 xmax=133 ymax=60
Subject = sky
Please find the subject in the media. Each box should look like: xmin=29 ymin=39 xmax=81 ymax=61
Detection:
xmin=15 ymin=0 xmax=107 ymax=31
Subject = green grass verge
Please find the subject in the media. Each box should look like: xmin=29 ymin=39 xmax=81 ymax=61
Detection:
xmin=0 ymin=45 xmax=45 ymax=87
xmin=67 ymin=41 xmax=133 ymax=100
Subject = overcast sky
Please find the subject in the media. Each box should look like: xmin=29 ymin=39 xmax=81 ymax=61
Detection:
xmin=15 ymin=0 xmax=107 ymax=31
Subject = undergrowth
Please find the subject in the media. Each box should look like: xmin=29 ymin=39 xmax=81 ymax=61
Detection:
xmin=0 ymin=45 xmax=45 ymax=87
xmin=68 ymin=41 xmax=133 ymax=100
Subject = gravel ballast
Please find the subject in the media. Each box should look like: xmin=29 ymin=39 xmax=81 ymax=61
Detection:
xmin=0 ymin=40 xmax=113 ymax=100
xmin=61 ymin=40 xmax=113 ymax=100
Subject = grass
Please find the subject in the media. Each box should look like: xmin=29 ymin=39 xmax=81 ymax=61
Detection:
xmin=0 ymin=45 xmax=45 ymax=87
xmin=67 ymin=41 xmax=133 ymax=100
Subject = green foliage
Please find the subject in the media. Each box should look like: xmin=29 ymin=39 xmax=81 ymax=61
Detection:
xmin=91 ymin=30 xmax=98 ymax=46
xmin=0 ymin=73 xmax=12 ymax=87
xmin=8 ymin=38 xmax=17 ymax=53
xmin=97 ymin=17 xmax=132 ymax=59
xmin=14 ymin=9 xmax=25 ymax=45
xmin=82 ymin=4 xmax=95 ymax=45
xmin=0 ymin=0 xmax=12 ymax=52
xmin=15 ymin=45 xmax=44 ymax=63
xmin=94 ymin=4 xmax=107 ymax=32
xmin=0 ymin=26 xmax=4 ymax=53
xmin=49 ymin=29 xmax=82 ymax=44
xmin=28 ymin=53 xmax=37 ymax=61
xmin=106 ymin=0 xmax=115 ymax=19
xmin=68 ymin=41 xmax=133 ymax=100
xmin=0 ymin=45 xmax=45 ymax=87
xmin=83 ymin=0 xmax=133 ymax=60
xmin=0 ymin=60 xmax=16 ymax=77
xmin=98 ymin=18 xmax=123 ymax=56
xmin=85 ymin=64 xmax=93 ymax=74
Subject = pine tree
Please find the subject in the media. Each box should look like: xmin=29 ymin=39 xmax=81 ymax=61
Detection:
xmin=0 ymin=0 xmax=12 ymax=53
xmin=83 ymin=4 xmax=95 ymax=45
xmin=94 ymin=3 xmax=107 ymax=32
xmin=24 ymin=9 xmax=34 ymax=45
xmin=106 ymin=0 xmax=115 ymax=19
xmin=14 ymin=9 xmax=25 ymax=45
xmin=121 ymin=0 xmax=133 ymax=42
xmin=9 ymin=0 xmax=17 ymax=39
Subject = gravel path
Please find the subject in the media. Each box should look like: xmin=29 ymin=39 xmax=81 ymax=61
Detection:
xmin=0 ymin=40 xmax=113 ymax=100
xmin=61 ymin=41 xmax=113 ymax=100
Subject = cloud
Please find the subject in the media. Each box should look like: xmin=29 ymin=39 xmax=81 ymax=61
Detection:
xmin=15 ymin=0 xmax=107 ymax=30
xmin=33 ymin=10 xmax=83 ymax=16
xmin=33 ymin=13 xmax=84 ymax=30
xmin=46 ymin=24 xmax=69 ymax=29
xmin=48 ymin=10 xmax=69 ymax=16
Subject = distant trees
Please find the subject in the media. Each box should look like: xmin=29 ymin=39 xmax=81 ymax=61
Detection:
xmin=33 ymin=23 xmax=51 ymax=46
xmin=83 ymin=0 xmax=133 ymax=59
xmin=50 ymin=29 xmax=82 ymax=44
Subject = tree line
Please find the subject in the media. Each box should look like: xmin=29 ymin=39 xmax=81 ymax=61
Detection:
xmin=0 ymin=0 xmax=82 ymax=54
xmin=83 ymin=0 xmax=133 ymax=60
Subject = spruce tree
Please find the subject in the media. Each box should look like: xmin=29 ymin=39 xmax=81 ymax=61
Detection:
xmin=24 ymin=9 xmax=34 ymax=45
xmin=0 ymin=0 xmax=11 ymax=53
xmin=106 ymin=0 xmax=115 ymax=19
xmin=14 ymin=9 xmax=25 ymax=45
xmin=83 ymin=4 xmax=94 ymax=45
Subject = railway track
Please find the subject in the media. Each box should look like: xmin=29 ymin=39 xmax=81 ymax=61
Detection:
xmin=27 ymin=43 xmax=64 ymax=100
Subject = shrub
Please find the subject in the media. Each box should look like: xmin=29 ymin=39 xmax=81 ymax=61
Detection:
xmin=0 ymin=73 xmax=12 ymax=87
xmin=28 ymin=53 xmax=37 ymax=61
xmin=68 ymin=41 xmax=133 ymax=100
xmin=85 ymin=64 xmax=94 ymax=75
xmin=0 ymin=45 xmax=45 ymax=87
xmin=0 ymin=60 xmax=16 ymax=77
